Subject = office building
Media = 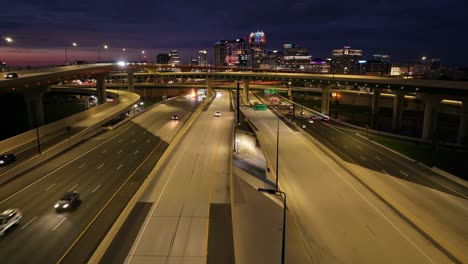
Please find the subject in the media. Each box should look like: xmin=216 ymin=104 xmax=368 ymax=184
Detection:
xmin=366 ymin=54 xmax=391 ymax=75
xmin=169 ymin=50 xmax=181 ymax=65
xmin=331 ymin=46 xmax=363 ymax=74
xmin=198 ymin=50 xmax=207 ymax=66
xmin=248 ymin=31 xmax=267 ymax=67
xmin=157 ymin=53 xmax=170 ymax=64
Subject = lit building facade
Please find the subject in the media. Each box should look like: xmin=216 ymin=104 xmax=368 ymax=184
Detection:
xmin=331 ymin=46 xmax=363 ymax=74
xmin=280 ymin=43 xmax=311 ymax=71
xmin=169 ymin=50 xmax=181 ymax=65
xmin=248 ymin=31 xmax=267 ymax=67
xmin=225 ymin=38 xmax=247 ymax=66
xmin=198 ymin=50 xmax=207 ymax=66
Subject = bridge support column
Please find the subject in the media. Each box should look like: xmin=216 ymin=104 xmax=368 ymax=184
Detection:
xmin=321 ymin=84 xmax=332 ymax=115
xmin=457 ymin=98 xmax=468 ymax=144
xmin=127 ymin=70 xmax=135 ymax=93
xmin=421 ymin=94 xmax=442 ymax=140
xmin=96 ymin=74 xmax=107 ymax=105
xmin=392 ymin=91 xmax=405 ymax=130
xmin=371 ymin=89 xmax=381 ymax=129
xmin=206 ymin=79 xmax=214 ymax=98
xmin=243 ymin=80 xmax=250 ymax=102
xmin=23 ymin=86 xmax=49 ymax=129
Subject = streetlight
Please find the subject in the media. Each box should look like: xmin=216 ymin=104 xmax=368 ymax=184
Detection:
xmin=98 ymin=44 xmax=108 ymax=63
xmin=258 ymin=188 xmax=287 ymax=264
xmin=65 ymin=42 xmax=77 ymax=66
xmin=4 ymin=37 xmax=13 ymax=43
xmin=275 ymin=116 xmax=280 ymax=191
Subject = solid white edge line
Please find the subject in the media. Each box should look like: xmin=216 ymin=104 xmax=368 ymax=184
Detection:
xmin=400 ymin=171 xmax=409 ymax=176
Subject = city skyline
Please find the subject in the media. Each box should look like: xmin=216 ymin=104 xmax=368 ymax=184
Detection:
xmin=1 ymin=0 xmax=467 ymax=66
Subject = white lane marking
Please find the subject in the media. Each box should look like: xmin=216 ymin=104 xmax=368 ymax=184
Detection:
xmin=68 ymin=184 xmax=78 ymax=192
xmin=134 ymin=150 xmax=139 ymax=155
xmin=118 ymin=149 xmax=123 ymax=154
xmin=360 ymin=156 xmax=366 ymax=161
xmin=117 ymin=164 xmax=123 ymax=170
xmin=0 ymin=123 xmax=135 ymax=205
xmin=382 ymin=170 xmax=388 ymax=174
xmin=21 ymin=216 xmax=37 ymax=230
xmin=46 ymin=184 xmax=56 ymax=191
xmin=101 ymin=149 xmax=108 ymax=154
xmin=131 ymin=139 xmax=136 ymax=143
xmin=376 ymin=156 xmax=382 ymax=161
xmin=400 ymin=171 xmax=409 ymax=177
xmin=92 ymin=185 xmax=101 ymax=193
xmin=78 ymin=163 xmax=86 ymax=168
xmin=291 ymin=125 xmax=436 ymax=263
xmin=97 ymin=163 xmax=104 ymax=170
xmin=146 ymin=139 xmax=150 ymax=143
xmin=53 ymin=217 xmax=66 ymax=231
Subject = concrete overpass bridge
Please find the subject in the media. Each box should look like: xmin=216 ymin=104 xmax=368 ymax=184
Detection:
xmin=2 ymin=63 xmax=468 ymax=143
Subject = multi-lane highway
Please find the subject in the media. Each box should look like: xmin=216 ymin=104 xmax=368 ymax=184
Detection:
xmin=241 ymin=98 xmax=456 ymax=263
xmin=0 ymin=96 xmax=198 ymax=263
xmin=263 ymin=92 xmax=468 ymax=262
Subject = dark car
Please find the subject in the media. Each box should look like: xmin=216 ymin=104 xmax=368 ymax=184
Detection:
xmin=54 ymin=191 xmax=80 ymax=211
xmin=172 ymin=114 xmax=179 ymax=120
xmin=0 ymin=154 xmax=16 ymax=167
xmin=4 ymin=73 xmax=19 ymax=79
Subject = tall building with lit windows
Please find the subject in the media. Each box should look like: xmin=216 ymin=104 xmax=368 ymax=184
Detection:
xmin=331 ymin=46 xmax=363 ymax=74
xmin=213 ymin=39 xmax=247 ymax=66
xmin=248 ymin=31 xmax=267 ymax=67
xmin=198 ymin=50 xmax=207 ymax=66
xmin=169 ymin=50 xmax=181 ymax=65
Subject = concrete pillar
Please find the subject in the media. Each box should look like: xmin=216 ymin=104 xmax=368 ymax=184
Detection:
xmin=206 ymin=79 xmax=214 ymax=98
xmin=392 ymin=91 xmax=405 ymax=130
xmin=23 ymin=86 xmax=49 ymax=129
xmin=321 ymin=84 xmax=332 ymax=115
xmin=127 ymin=70 xmax=135 ymax=93
xmin=457 ymin=98 xmax=468 ymax=144
xmin=371 ymin=89 xmax=381 ymax=129
xmin=95 ymin=74 xmax=107 ymax=105
xmin=242 ymin=80 xmax=250 ymax=102
xmin=421 ymin=94 xmax=442 ymax=139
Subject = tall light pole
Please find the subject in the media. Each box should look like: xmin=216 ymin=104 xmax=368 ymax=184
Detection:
xmin=98 ymin=44 xmax=108 ymax=63
xmin=65 ymin=42 xmax=77 ymax=66
xmin=275 ymin=116 xmax=279 ymax=191
xmin=258 ymin=188 xmax=287 ymax=264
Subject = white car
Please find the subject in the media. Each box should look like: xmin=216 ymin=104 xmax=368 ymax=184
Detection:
xmin=0 ymin=209 xmax=22 ymax=236
xmin=214 ymin=111 xmax=221 ymax=117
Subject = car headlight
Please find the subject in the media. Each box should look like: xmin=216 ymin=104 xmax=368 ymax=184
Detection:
xmin=54 ymin=204 xmax=59 ymax=208
xmin=63 ymin=204 xmax=69 ymax=208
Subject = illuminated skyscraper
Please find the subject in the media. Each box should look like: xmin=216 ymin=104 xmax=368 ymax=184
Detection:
xmin=331 ymin=46 xmax=363 ymax=74
xmin=213 ymin=40 xmax=227 ymax=66
xmin=214 ymin=39 xmax=247 ymax=66
xmin=248 ymin=31 xmax=267 ymax=67
xmin=198 ymin=50 xmax=207 ymax=66
xmin=169 ymin=50 xmax=181 ymax=65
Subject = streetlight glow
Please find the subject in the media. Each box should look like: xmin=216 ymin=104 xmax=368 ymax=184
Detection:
xmin=104 ymin=45 xmax=108 ymax=49
xmin=72 ymin=42 xmax=77 ymax=47
xmin=5 ymin=37 xmax=13 ymax=43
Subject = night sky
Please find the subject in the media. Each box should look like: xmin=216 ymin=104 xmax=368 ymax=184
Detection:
xmin=1 ymin=0 xmax=467 ymax=66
